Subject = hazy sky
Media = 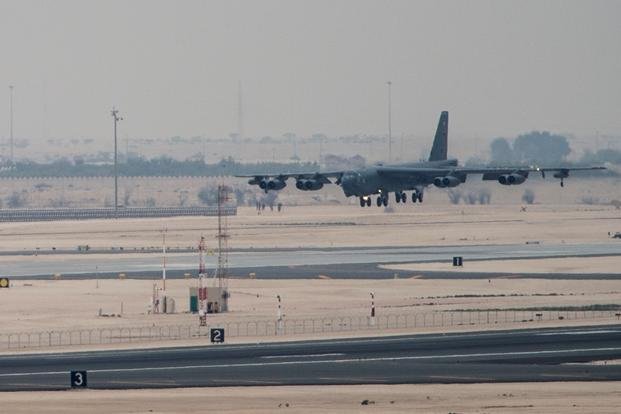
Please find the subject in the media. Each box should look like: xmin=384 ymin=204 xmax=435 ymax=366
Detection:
xmin=0 ymin=0 xmax=619 ymax=143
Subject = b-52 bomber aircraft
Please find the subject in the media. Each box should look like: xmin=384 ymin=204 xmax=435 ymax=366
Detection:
xmin=239 ymin=111 xmax=606 ymax=207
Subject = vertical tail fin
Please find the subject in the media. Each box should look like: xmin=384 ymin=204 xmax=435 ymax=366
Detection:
xmin=429 ymin=111 xmax=448 ymax=161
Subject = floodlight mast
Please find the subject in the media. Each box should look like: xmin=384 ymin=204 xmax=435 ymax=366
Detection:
xmin=386 ymin=81 xmax=392 ymax=163
xmin=9 ymin=85 xmax=14 ymax=163
xmin=111 ymin=108 xmax=123 ymax=215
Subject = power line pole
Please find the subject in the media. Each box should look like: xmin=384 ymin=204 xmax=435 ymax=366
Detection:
xmin=162 ymin=226 xmax=168 ymax=291
xmin=386 ymin=81 xmax=392 ymax=163
xmin=9 ymin=85 xmax=14 ymax=163
xmin=370 ymin=291 xmax=376 ymax=326
xmin=111 ymin=108 xmax=123 ymax=214
xmin=237 ymin=80 xmax=244 ymax=141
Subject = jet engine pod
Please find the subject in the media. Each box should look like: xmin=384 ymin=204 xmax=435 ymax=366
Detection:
xmin=507 ymin=173 xmax=526 ymax=185
xmin=442 ymin=176 xmax=461 ymax=187
xmin=433 ymin=177 xmax=446 ymax=188
xmin=296 ymin=179 xmax=323 ymax=191
xmin=248 ymin=176 xmax=262 ymax=186
xmin=499 ymin=173 xmax=526 ymax=185
xmin=266 ymin=179 xmax=286 ymax=191
xmin=434 ymin=176 xmax=460 ymax=188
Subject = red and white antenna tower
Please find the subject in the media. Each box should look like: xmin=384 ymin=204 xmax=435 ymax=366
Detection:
xmin=198 ymin=235 xmax=206 ymax=277
xmin=215 ymin=185 xmax=230 ymax=290
xmin=198 ymin=235 xmax=207 ymax=323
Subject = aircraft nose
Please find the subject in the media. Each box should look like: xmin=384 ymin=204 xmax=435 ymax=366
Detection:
xmin=340 ymin=174 xmax=357 ymax=196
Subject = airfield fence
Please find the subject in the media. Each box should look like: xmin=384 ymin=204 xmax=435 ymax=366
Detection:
xmin=0 ymin=206 xmax=236 ymax=222
xmin=1 ymin=309 xmax=619 ymax=351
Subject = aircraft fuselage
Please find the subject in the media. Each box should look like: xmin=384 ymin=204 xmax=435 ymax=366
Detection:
xmin=340 ymin=159 xmax=458 ymax=197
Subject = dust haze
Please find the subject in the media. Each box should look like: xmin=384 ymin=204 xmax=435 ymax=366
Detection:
xmin=0 ymin=0 xmax=620 ymax=165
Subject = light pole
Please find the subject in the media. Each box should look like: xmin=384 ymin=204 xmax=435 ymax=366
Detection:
xmin=161 ymin=226 xmax=168 ymax=292
xmin=386 ymin=81 xmax=392 ymax=163
xmin=276 ymin=294 xmax=283 ymax=334
xmin=111 ymin=108 xmax=123 ymax=213
xmin=370 ymin=292 xmax=376 ymax=326
xmin=9 ymin=85 xmax=14 ymax=163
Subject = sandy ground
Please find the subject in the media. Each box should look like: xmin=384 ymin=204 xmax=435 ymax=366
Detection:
xmin=3 ymin=382 xmax=621 ymax=413
xmin=384 ymin=255 xmax=621 ymax=274
xmin=0 ymin=202 xmax=619 ymax=347
xmin=0 ymin=201 xmax=619 ymax=253
xmin=1 ymin=277 xmax=620 ymax=334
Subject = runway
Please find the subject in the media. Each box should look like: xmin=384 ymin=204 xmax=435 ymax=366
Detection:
xmin=1 ymin=325 xmax=620 ymax=390
xmin=6 ymin=242 xmax=621 ymax=278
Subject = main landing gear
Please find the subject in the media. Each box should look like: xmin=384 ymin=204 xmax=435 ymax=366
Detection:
xmin=411 ymin=190 xmax=423 ymax=203
xmin=376 ymin=194 xmax=388 ymax=207
xmin=359 ymin=191 xmax=423 ymax=207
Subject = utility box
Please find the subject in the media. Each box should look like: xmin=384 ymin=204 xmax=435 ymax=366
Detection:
xmin=161 ymin=296 xmax=175 ymax=314
xmin=189 ymin=287 xmax=198 ymax=313
xmin=189 ymin=295 xmax=199 ymax=313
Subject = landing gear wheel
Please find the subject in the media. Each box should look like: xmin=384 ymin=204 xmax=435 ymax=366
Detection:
xmin=401 ymin=192 xmax=407 ymax=203
xmin=395 ymin=192 xmax=401 ymax=203
xmin=376 ymin=196 xmax=382 ymax=207
xmin=359 ymin=197 xmax=365 ymax=207
xmin=366 ymin=197 xmax=372 ymax=207
xmin=412 ymin=192 xmax=418 ymax=203
xmin=382 ymin=196 xmax=388 ymax=207
xmin=418 ymin=192 xmax=424 ymax=203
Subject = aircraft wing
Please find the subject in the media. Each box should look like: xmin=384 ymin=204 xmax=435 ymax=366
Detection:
xmin=378 ymin=165 xmax=605 ymax=175
xmin=236 ymin=171 xmax=345 ymax=192
xmin=376 ymin=165 xmax=606 ymax=186
xmin=451 ymin=166 xmax=607 ymax=181
xmin=235 ymin=171 xmax=343 ymax=182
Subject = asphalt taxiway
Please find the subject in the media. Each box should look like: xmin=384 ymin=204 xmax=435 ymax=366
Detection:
xmin=5 ymin=243 xmax=621 ymax=279
xmin=1 ymin=325 xmax=620 ymax=391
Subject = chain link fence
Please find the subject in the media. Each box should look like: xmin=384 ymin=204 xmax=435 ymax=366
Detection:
xmin=1 ymin=309 xmax=619 ymax=351
xmin=0 ymin=206 xmax=236 ymax=222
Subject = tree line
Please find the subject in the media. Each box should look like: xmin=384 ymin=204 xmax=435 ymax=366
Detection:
xmin=0 ymin=156 xmax=319 ymax=178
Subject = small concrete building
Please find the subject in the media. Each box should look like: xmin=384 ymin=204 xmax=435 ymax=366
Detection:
xmin=189 ymin=286 xmax=229 ymax=313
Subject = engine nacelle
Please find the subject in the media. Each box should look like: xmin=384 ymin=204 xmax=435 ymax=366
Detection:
xmin=266 ymin=179 xmax=286 ymax=191
xmin=296 ymin=179 xmax=324 ymax=191
xmin=499 ymin=173 xmax=527 ymax=185
xmin=434 ymin=176 xmax=460 ymax=188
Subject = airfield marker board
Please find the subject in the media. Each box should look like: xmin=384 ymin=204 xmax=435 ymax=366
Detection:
xmin=210 ymin=328 xmax=225 ymax=343
xmin=70 ymin=371 xmax=87 ymax=388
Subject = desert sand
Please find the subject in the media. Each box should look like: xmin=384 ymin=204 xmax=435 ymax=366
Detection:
xmin=1 ymin=202 xmax=620 ymax=346
xmin=3 ymin=382 xmax=620 ymax=413
xmin=0 ymin=202 xmax=619 ymax=252
xmin=1 ymin=277 xmax=620 ymax=335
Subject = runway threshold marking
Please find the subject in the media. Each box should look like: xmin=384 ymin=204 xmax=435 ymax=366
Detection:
xmin=2 ymin=347 xmax=620 ymax=377
xmin=537 ymin=329 xmax=620 ymax=336
xmin=107 ymin=380 xmax=180 ymax=387
xmin=429 ymin=375 xmax=493 ymax=381
xmin=261 ymin=353 xmax=345 ymax=359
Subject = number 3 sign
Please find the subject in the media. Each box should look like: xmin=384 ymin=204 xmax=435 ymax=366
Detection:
xmin=70 ymin=371 xmax=87 ymax=388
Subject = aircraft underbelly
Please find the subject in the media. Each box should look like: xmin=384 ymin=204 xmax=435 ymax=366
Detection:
xmin=379 ymin=177 xmax=424 ymax=192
